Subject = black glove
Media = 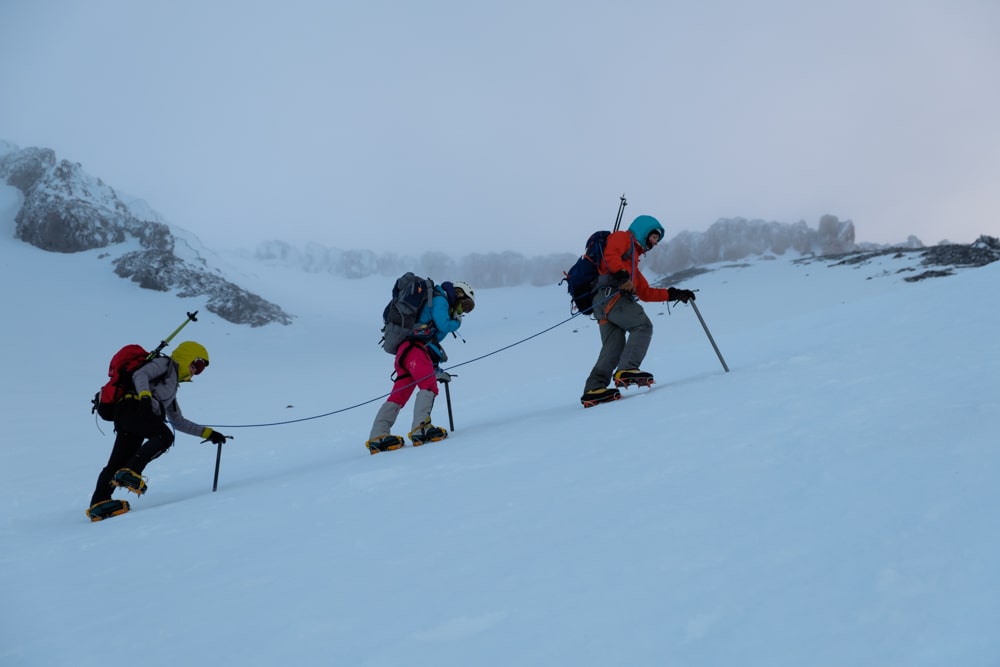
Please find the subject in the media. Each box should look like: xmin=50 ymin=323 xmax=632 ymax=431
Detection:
xmin=136 ymin=391 xmax=156 ymax=415
xmin=670 ymin=288 xmax=696 ymax=303
xmin=206 ymin=429 xmax=228 ymax=445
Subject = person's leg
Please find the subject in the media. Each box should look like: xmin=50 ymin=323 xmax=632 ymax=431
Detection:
xmin=369 ymin=401 xmax=403 ymax=440
xmin=608 ymin=299 xmax=653 ymax=372
xmin=124 ymin=419 xmax=176 ymax=474
xmin=90 ymin=431 xmax=142 ymax=506
xmin=411 ymin=389 xmax=436 ymax=431
xmin=387 ymin=343 xmax=436 ymax=406
xmin=584 ymin=322 xmax=626 ymax=393
xmin=402 ymin=348 xmax=444 ymax=442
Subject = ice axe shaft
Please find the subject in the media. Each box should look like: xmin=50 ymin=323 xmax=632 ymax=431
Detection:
xmin=212 ymin=442 xmax=222 ymax=492
xmin=444 ymin=381 xmax=455 ymax=431
xmin=149 ymin=311 xmax=199 ymax=359
xmin=201 ymin=432 xmax=231 ymax=492
xmin=690 ymin=301 xmax=729 ymax=373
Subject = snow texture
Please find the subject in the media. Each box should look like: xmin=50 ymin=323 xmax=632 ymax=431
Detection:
xmin=1 ymin=183 xmax=998 ymax=666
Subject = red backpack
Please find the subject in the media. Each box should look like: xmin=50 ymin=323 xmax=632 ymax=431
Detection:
xmin=91 ymin=344 xmax=158 ymax=421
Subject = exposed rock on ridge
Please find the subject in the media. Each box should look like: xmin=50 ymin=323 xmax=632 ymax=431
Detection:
xmin=647 ymin=215 xmax=856 ymax=275
xmin=0 ymin=145 xmax=291 ymax=326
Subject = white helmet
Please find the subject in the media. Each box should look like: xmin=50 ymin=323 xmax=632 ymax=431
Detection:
xmin=453 ymin=280 xmax=475 ymax=311
xmin=453 ymin=280 xmax=475 ymax=301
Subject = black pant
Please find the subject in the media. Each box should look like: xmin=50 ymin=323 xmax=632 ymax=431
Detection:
xmin=90 ymin=400 xmax=175 ymax=505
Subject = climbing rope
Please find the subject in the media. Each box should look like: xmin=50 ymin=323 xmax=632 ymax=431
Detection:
xmin=210 ymin=311 xmax=587 ymax=429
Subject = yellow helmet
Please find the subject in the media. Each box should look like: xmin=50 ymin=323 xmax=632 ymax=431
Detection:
xmin=170 ymin=341 xmax=210 ymax=382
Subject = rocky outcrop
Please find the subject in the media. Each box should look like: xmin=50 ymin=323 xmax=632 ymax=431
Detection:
xmin=647 ymin=215 xmax=856 ymax=275
xmin=113 ymin=249 xmax=291 ymax=327
xmin=0 ymin=145 xmax=292 ymax=326
xmin=3 ymin=147 xmax=132 ymax=252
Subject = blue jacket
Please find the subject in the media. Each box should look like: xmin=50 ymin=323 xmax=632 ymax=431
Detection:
xmin=416 ymin=287 xmax=462 ymax=359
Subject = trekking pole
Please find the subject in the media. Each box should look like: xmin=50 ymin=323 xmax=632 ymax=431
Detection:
xmin=613 ymin=193 xmax=627 ymax=232
xmin=690 ymin=301 xmax=730 ymax=372
xmin=150 ymin=311 xmax=199 ymax=358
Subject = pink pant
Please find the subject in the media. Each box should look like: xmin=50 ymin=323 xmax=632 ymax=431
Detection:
xmin=388 ymin=342 xmax=439 ymax=406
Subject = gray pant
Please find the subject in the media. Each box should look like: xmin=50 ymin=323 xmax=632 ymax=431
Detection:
xmin=584 ymin=294 xmax=653 ymax=392
xmin=368 ymin=389 xmax=436 ymax=440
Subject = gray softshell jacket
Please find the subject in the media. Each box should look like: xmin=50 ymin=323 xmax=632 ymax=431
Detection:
xmin=131 ymin=357 xmax=208 ymax=438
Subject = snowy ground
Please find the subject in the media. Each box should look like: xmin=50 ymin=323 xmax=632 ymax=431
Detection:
xmin=1 ymin=185 xmax=998 ymax=666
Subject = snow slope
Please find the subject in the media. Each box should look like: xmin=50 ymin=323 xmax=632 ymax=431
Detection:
xmin=1 ymin=184 xmax=998 ymax=666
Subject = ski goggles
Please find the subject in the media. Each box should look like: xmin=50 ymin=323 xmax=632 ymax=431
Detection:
xmin=455 ymin=297 xmax=476 ymax=315
xmin=190 ymin=357 xmax=209 ymax=375
xmin=456 ymin=295 xmax=475 ymax=314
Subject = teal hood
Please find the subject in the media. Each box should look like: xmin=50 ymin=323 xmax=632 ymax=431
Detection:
xmin=628 ymin=215 xmax=665 ymax=250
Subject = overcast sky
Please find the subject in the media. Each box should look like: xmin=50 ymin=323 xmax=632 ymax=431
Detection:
xmin=2 ymin=0 xmax=998 ymax=255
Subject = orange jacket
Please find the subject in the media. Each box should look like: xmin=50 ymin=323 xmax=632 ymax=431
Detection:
xmin=600 ymin=230 xmax=671 ymax=303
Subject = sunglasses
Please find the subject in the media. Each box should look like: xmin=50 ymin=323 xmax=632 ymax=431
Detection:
xmin=456 ymin=296 xmax=475 ymax=314
xmin=190 ymin=358 xmax=209 ymax=375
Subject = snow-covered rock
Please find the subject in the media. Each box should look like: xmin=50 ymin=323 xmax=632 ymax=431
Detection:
xmin=0 ymin=144 xmax=291 ymax=326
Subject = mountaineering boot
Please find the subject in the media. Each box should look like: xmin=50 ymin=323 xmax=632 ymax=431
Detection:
xmin=409 ymin=421 xmax=448 ymax=446
xmin=580 ymin=387 xmax=621 ymax=408
xmin=111 ymin=468 xmax=148 ymax=496
xmin=408 ymin=389 xmax=446 ymax=446
xmin=614 ymin=369 xmax=655 ymax=388
xmin=86 ymin=499 xmax=130 ymax=522
xmin=366 ymin=434 xmax=405 ymax=455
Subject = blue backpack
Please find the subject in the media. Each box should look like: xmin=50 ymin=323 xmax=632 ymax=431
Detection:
xmin=561 ymin=230 xmax=611 ymax=314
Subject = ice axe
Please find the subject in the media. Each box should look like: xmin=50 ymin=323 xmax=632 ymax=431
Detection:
xmin=202 ymin=433 xmax=234 ymax=492
xmin=438 ymin=370 xmax=456 ymax=431
xmin=148 ymin=311 xmax=199 ymax=360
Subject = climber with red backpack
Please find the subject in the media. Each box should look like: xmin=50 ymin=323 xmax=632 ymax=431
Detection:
xmin=87 ymin=335 xmax=229 ymax=522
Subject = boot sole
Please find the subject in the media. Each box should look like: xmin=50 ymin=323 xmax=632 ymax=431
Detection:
xmin=581 ymin=393 xmax=622 ymax=408
xmin=412 ymin=436 xmax=447 ymax=447
xmin=368 ymin=443 xmax=404 ymax=455
xmin=87 ymin=501 xmax=130 ymax=522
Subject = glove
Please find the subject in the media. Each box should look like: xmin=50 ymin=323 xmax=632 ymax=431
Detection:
xmin=137 ymin=390 xmax=155 ymax=415
xmin=203 ymin=428 xmax=228 ymax=445
xmin=670 ymin=288 xmax=696 ymax=303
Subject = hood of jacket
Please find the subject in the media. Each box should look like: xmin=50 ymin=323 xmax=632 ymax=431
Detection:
xmin=628 ymin=214 xmax=665 ymax=251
